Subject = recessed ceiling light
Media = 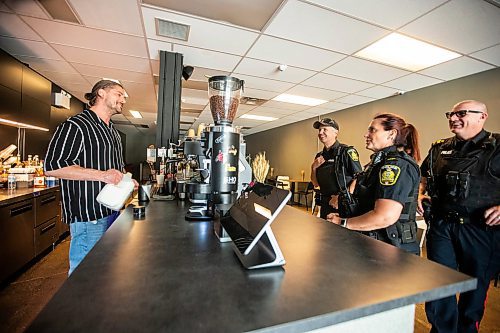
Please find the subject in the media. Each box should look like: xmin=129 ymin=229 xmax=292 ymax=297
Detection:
xmin=129 ymin=110 xmax=143 ymax=119
xmin=355 ymin=33 xmax=461 ymax=71
xmin=272 ymin=94 xmax=328 ymax=106
xmin=240 ymin=114 xmax=277 ymax=121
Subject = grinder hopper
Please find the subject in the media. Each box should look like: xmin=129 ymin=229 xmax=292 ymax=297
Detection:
xmin=208 ymin=76 xmax=244 ymax=125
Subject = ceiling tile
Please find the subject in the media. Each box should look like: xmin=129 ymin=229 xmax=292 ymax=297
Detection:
xmin=307 ymin=0 xmax=447 ymax=29
xmin=251 ymin=106 xmax=295 ymax=116
xmin=181 ymin=88 xmax=208 ymax=105
xmin=142 ymin=0 xmax=282 ymax=31
xmin=243 ymin=88 xmax=279 ymax=100
xmin=469 ymin=45 xmax=500 ymax=66
xmin=188 ymin=66 xmax=229 ymax=81
xmin=72 ymin=63 xmax=153 ymax=83
xmin=68 ymin=0 xmax=143 ymax=35
xmin=147 ymin=39 xmax=172 ymax=60
xmin=23 ymin=16 xmax=149 ymax=58
xmin=3 ymin=0 xmax=50 ymax=19
xmin=142 ymin=7 xmax=258 ymax=56
xmin=264 ymin=0 xmax=389 ymax=54
xmin=324 ymin=56 xmax=410 ymax=84
xmin=284 ymin=85 xmax=346 ymax=101
xmin=357 ymin=85 xmax=400 ymax=99
xmin=419 ymin=56 xmax=494 ymax=81
xmin=247 ymin=35 xmax=345 ymax=71
xmin=173 ymin=44 xmax=241 ymax=72
xmin=234 ymin=58 xmax=315 ymax=83
xmin=233 ymin=74 xmax=295 ymax=93
xmin=38 ymin=70 xmax=90 ymax=89
xmin=15 ymin=56 xmax=77 ymax=74
xmin=335 ymin=94 xmax=375 ymax=106
xmin=53 ymin=44 xmax=151 ymax=72
xmin=0 ymin=12 xmax=43 ymax=41
xmin=302 ymin=73 xmax=374 ymax=93
xmin=384 ymin=73 xmax=443 ymax=91
xmin=401 ymin=0 xmax=500 ymax=54
xmin=0 ymin=2 xmax=11 ymax=11
xmin=260 ymin=100 xmax=311 ymax=111
xmin=0 ymin=36 xmax=63 ymax=60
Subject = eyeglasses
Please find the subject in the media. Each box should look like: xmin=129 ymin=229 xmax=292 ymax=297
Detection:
xmin=445 ymin=110 xmax=483 ymax=119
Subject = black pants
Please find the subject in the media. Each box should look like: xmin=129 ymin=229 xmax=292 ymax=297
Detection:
xmin=425 ymin=218 xmax=500 ymax=333
xmin=319 ymin=202 xmax=337 ymax=219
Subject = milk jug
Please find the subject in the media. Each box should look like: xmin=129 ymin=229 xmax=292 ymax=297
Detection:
xmin=96 ymin=172 xmax=134 ymax=211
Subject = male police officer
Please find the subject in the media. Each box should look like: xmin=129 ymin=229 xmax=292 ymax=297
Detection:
xmin=311 ymin=118 xmax=362 ymax=219
xmin=418 ymin=100 xmax=500 ymax=333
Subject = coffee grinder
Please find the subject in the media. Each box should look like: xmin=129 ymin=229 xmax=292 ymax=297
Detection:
xmin=184 ymin=76 xmax=247 ymax=240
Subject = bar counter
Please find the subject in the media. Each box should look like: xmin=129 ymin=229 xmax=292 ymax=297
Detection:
xmin=28 ymin=200 xmax=476 ymax=332
xmin=0 ymin=185 xmax=59 ymax=206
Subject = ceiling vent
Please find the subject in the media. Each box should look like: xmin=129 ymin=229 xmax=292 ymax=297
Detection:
xmin=156 ymin=18 xmax=190 ymax=41
xmin=240 ymin=97 xmax=267 ymax=106
xmin=39 ymin=0 xmax=80 ymax=24
xmin=484 ymin=0 xmax=500 ymax=8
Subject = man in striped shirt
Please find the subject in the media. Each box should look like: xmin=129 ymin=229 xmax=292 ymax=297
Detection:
xmin=45 ymin=80 xmax=137 ymax=275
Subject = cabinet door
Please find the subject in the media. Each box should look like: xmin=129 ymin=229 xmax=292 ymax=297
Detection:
xmin=34 ymin=216 xmax=58 ymax=256
xmin=0 ymin=198 xmax=35 ymax=282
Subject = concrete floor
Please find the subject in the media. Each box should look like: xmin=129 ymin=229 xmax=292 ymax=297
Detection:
xmin=0 ymin=213 xmax=499 ymax=332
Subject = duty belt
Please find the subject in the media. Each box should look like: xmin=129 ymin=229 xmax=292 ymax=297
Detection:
xmin=442 ymin=211 xmax=474 ymax=224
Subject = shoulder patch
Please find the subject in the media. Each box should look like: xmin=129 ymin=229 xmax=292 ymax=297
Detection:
xmin=347 ymin=148 xmax=359 ymax=161
xmin=379 ymin=164 xmax=401 ymax=186
xmin=432 ymin=139 xmax=445 ymax=146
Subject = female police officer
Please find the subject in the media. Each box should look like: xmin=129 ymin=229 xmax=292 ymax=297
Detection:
xmin=328 ymin=113 xmax=421 ymax=254
xmin=310 ymin=118 xmax=362 ymax=219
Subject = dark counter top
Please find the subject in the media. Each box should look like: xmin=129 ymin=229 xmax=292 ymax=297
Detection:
xmin=0 ymin=186 xmax=59 ymax=206
xmin=28 ymin=200 xmax=476 ymax=332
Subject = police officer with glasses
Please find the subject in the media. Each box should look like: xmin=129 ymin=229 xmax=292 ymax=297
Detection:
xmin=418 ymin=100 xmax=500 ymax=333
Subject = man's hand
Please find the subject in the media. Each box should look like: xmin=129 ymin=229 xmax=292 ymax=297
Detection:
xmin=417 ymin=194 xmax=431 ymax=215
xmin=329 ymin=194 xmax=339 ymax=209
xmin=311 ymin=156 xmax=325 ymax=170
xmin=102 ymin=169 xmax=124 ymax=185
xmin=326 ymin=212 xmax=341 ymax=225
xmin=132 ymin=178 xmax=139 ymax=190
xmin=485 ymin=205 xmax=500 ymax=226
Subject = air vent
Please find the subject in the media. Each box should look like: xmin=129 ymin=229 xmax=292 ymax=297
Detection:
xmin=135 ymin=124 xmax=150 ymax=129
xmin=484 ymin=0 xmax=500 ymax=8
xmin=156 ymin=18 xmax=190 ymax=41
xmin=39 ymin=0 xmax=80 ymax=24
xmin=240 ymin=97 xmax=267 ymax=106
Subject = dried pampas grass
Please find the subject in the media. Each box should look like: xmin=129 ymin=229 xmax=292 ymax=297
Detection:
xmin=252 ymin=152 xmax=270 ymax=183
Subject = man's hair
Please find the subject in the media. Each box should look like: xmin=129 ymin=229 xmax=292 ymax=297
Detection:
xmin=84 ymin=80 xmax=124 ymax=107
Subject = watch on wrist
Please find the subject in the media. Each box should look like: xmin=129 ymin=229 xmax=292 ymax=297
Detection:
xmin=340 ymin=218 xmax=348 ymax=228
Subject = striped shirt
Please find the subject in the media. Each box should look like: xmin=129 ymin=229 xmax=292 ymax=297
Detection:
xmin=44 ymin=109 xmax=124 ymax=223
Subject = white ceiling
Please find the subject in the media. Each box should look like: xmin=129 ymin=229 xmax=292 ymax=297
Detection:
xmin=0 ymin=0 xmax=499 ymax=137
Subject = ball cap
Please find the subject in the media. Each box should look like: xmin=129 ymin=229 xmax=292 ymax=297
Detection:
xmin=313 ymin=118 xmax=339 ymax=130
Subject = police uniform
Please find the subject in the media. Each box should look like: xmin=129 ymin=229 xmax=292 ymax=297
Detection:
xmin=314 ymin=140 xmax=362 ymax=219
xmin=353 ymin=145 xmax=420 ymax=254
xmin=421 ymin=130 xmax=500 ymax=333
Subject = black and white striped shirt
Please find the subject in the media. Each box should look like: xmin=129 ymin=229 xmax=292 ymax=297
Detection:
xmin=45 ymin=109 xmax=124 ymax=223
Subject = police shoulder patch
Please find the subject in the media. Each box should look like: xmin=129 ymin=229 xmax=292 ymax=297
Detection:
xmin=432 ymin=139 xmax=445 ymax=146
xmin=379 ymin=164 xmax=401 ymax=186
xmin=347 ymin=148 xmax=359 ymax=161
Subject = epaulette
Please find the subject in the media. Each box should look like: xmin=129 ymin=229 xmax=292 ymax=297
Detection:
xmin=432 ymin=139 xmax=446 ymax=146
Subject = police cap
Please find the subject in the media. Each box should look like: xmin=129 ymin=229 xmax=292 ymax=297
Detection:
xmin=313 ymin=118 xmax=339 ymax=130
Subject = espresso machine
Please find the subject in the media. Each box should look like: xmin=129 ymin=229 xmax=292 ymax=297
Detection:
xmin=184 ymin=76 xmax=251 ymax=240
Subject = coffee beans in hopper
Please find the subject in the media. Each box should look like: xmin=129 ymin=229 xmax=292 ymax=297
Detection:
xmin=210 ymin=95 xmax=239 ymax=124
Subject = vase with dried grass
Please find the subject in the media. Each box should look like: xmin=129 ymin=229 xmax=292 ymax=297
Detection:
xmin=252 ymin=152 xmax=270 ymax=183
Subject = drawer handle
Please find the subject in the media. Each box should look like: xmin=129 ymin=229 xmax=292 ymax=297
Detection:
xmin=41 ymin=222 xmax=56 ymax=234
xmin=41 ymin=196 xmax=56 ymax=205
xmin=10 ymin=204 xmax=33 ymax=217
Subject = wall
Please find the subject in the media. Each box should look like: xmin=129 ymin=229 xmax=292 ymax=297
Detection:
xmin=245 ymin=67 xmax=500 ymax=180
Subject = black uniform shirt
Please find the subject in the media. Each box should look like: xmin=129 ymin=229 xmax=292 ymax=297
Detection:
xmin=45 ymin=109 xmax=125 ymax=223
xmin=356 ymin=146 xmax=420 ymax=214
xmin=314 ymin=141 xmax=362 ymax=196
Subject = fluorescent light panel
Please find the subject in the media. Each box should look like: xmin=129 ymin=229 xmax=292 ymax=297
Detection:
xmin=0 ymin=118 xmax=49 ymax=131
xmin=129 ymin=110 xmax=143 ymax=119
xmin=272 ymin=94 xmax=327 ymax=106
xmin=240 ymin=114 xmax=277 ymax=121
xmin=355 ymin=33 xmax=461 ymax=71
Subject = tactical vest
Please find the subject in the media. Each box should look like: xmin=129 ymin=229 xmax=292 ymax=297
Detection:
xmin=355 ymin=149 xmax=420 ymax=253
xmin=315 ymin=143 xmax=352 ymax=197
xmin=428 ymin=133 xmax=500 ymax=220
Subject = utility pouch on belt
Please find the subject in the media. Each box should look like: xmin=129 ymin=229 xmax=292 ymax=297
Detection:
xmin=397 ymin=222 xmax=417 ymax=244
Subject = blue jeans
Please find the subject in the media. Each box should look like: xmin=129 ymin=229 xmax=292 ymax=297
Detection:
xmin=68 ymin=212 xmax=119 ymax=275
